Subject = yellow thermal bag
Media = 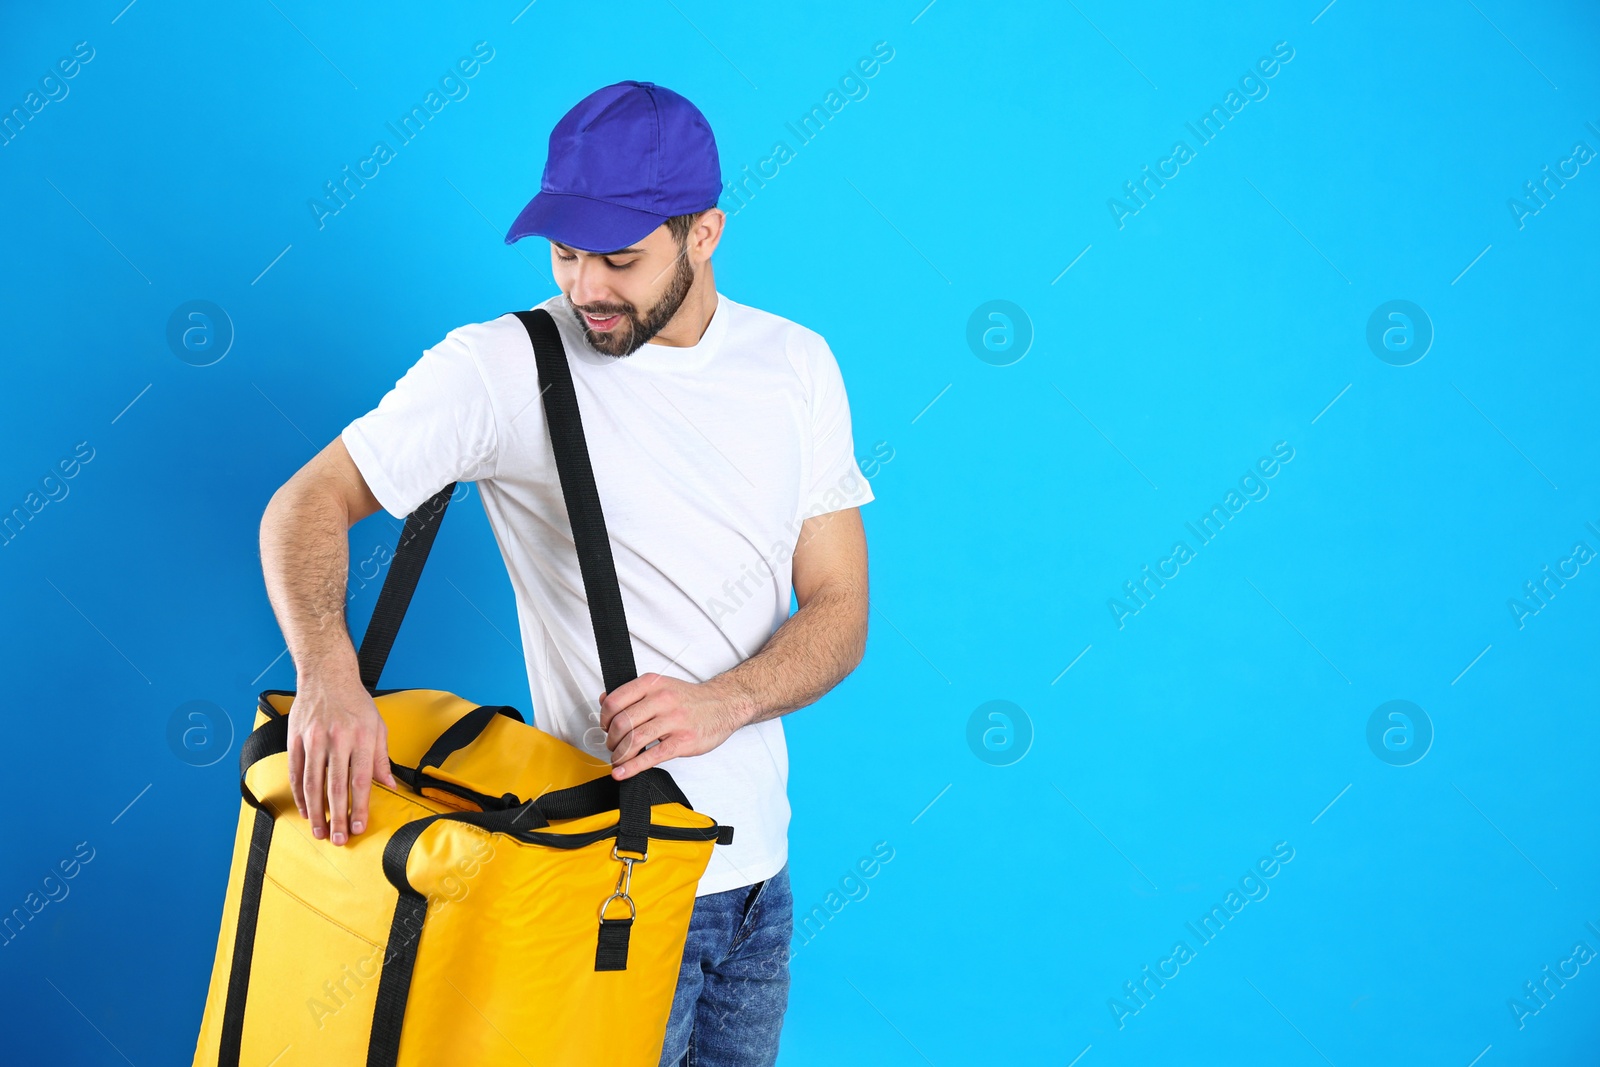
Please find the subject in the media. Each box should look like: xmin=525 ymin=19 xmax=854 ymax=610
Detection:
xmin=192 ymin=309 xmax=733 ymax=1066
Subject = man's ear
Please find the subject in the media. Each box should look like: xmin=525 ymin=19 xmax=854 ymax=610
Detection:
xmin=692 ymin=208 xmax=725 ymax=261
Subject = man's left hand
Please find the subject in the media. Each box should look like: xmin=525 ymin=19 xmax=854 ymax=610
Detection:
xmin=599 ymin=673 xmax=750 ymax=780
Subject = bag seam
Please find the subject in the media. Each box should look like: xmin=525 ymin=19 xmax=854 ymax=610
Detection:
xmin=261 ymin=871 xmax=384 ymax=950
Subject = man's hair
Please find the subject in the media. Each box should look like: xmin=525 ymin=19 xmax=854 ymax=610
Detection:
xmin=665 ymin=209 xmax=708 ymax=248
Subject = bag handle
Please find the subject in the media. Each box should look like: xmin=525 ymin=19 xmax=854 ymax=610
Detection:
xmin=238 ymin=709 xmax=715 ymax=855
xmin=390 ymin=704 xmax=524 ymax=801
xmin=353 ymin=308 xmax=638 ymax=697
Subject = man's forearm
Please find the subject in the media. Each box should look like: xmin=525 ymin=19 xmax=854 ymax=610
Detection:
xmin=705 ymin=583 xmax=868 ymax=729
xmin=260 ymin=480 xmax=360 ymax=678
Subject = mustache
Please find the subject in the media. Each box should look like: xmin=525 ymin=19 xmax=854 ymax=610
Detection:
xmin=576 ymin=303 xmax=633 ymax=316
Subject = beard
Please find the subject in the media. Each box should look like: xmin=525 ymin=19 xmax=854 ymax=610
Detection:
xmin=569 ymin=247 xmax=696 ymax=358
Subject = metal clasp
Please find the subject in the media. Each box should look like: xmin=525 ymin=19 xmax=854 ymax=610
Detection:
xmin=599 ymin=853 xmax=637 ymax=922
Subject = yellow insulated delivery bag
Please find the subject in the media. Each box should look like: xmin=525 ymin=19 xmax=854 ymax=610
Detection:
xmin=192 ymin=309 xmax=734 ymax=1066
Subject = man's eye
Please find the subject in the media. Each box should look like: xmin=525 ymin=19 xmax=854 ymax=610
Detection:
xmin=556 ymin=251 xmax=577 ymax=262
xmin=606 ymin=260 xmax=635 ymax=271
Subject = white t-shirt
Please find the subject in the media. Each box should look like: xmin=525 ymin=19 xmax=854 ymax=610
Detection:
xmin=341 ymin=289 xmax=874 ymax=896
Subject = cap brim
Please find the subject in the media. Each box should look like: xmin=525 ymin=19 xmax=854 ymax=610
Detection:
xmin=504 ymin=190 xmax=666 ymax=253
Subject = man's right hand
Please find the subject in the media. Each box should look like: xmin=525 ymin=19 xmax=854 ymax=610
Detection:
xmin=287 ymin=673 xmax=398 ymax=846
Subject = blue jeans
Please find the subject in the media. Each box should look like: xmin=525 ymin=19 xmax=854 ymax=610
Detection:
xmin=657 ymin=862 xmax=792 ymax=1066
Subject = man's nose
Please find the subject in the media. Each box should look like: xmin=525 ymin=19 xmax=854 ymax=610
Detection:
xmin=568 ymin=259 xmax=611 ymax=308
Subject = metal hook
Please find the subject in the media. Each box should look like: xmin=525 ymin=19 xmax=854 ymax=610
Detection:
xmin=599 ymin=853 xmax=637 ymax=922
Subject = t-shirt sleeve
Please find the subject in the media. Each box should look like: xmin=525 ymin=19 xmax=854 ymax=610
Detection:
xmin=797 ymin=333 xmax=875 ymax=520
xmin=340 ymin=326 xmax=500 ymax=520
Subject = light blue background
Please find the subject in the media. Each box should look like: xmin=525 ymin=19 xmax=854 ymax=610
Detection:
xmin=2 ymin=1 xmax=1597 ymax=1063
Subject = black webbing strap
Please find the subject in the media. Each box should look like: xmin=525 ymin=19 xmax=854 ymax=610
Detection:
xmin=512 ymin=309 xmax=640 ymax=696
xmin=218 ymin=714 xmax=291 ymax=1065
xmin=534 ymin=767 xmax=687 ymax=857
xmin=366 ymin=889 xmax=428 ymax=1067
xmin=591 ymin=772 xmax=658 ymax=971
xmin=535 ymin=766 xmax=691 ymax=817
xmin=595 ymin=910 xmax=634 ymax=972
xmin=355 ymin=484 xmax=457 ymax=692
xmin=236 ymin=714 xmax=289 ymax=812
xmin=216 ymin=806 xmax=273 ymax=1067
xmin=513 ymin=308 xmax=655 ymax=974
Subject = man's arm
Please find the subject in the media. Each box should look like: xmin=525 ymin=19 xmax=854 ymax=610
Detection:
xmin=600 ymin=505 xmax=870 ymax=779
xmin=259 ymin=436 xmax=397 ymax=845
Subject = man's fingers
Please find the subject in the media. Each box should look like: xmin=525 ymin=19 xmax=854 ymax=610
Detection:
xmin=287 ymin=730 xmax=307 ymax=819
xmin=613 ymin=735 xmax=676 ymax=780
xmin=605 ymin=693 xmax=665 ymax=753
xmin=606 ymin=706 xmax=646 ymax=755
xmin=599 ymin=676 xmax=654 ymax=730
xmin=615 ymin=726 xmax=666 ymax=765
xmin=304 ymin=735 xmax=328 ymax=840
xmin=598 ymin=688 xmax=619 ymax=730
xmin=373 ymin=728 xmax=397 ymax=789
xmin=327 ymin=738 xmax=351 ymax=846
xmin=604 ymin=706 xmax=632 ymax=752
xmin=613 ymin=716 xmax=669 ymax=765
xmin=349 ymin=745 xmax=373 ymax=838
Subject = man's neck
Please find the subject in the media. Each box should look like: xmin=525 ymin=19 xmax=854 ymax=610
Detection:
xmin=649 ymin=266 xmax=718 ymax=348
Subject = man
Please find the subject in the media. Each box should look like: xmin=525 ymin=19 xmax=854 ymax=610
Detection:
xmin=257 ymin=80 xmax=875 ymax=1066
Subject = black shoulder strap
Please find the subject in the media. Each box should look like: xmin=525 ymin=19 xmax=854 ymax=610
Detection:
xmin=511 ymin=309 xmax=639 ymax=694
xmin=355 ymin=308 xmax=638 ymax=696
xmin=356 ymin=484 xmax=454 ymax=691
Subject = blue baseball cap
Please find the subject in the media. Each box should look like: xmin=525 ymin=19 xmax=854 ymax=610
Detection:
xmin=504 ymin=80 xmax=722 ymax=254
